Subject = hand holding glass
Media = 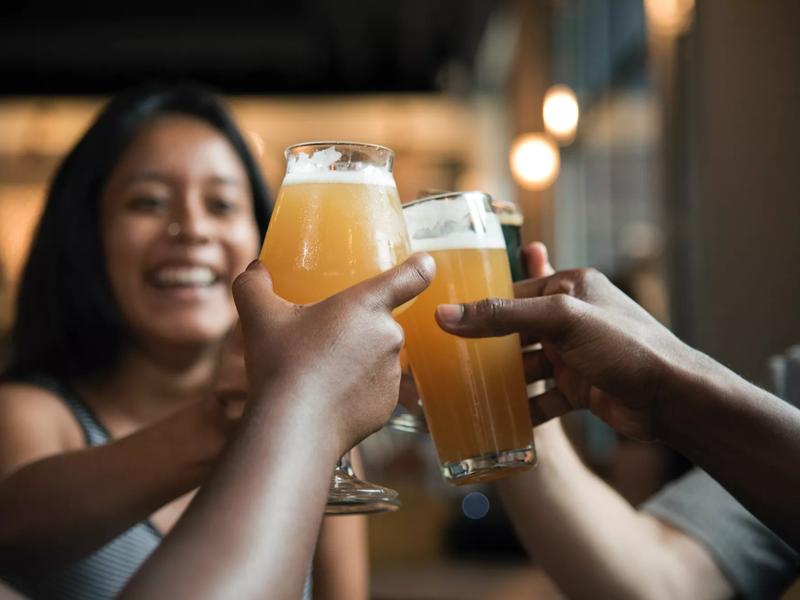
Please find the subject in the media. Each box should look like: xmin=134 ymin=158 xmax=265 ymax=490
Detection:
xmin=259 ymin=142 xmax=409 ymax=513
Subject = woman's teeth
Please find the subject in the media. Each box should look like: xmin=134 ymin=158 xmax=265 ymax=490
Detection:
xmin=151 ymin=266 xmax=218 ymax=287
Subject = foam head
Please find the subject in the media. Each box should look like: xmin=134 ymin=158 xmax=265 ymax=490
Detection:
xmin=282 ymin=144 xmax=396 ymax=187
xmin=403 ymin=191 xmax=506 ymax=252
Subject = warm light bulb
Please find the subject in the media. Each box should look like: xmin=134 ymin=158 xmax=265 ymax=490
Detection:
xmin=644 ymin=0 xmax=695 ymax=36
xmin=509 ymin=133 xmax=560 ymax=191
xmin=543 ymin=84 xmax=579 ymax=144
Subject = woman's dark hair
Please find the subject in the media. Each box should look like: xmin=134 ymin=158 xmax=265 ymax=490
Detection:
xmin=4 ymin=84 xmax=272 ymax=381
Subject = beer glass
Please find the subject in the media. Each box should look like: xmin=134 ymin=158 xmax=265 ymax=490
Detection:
xmin=397 ymin=191 xmax=536 ymax=484
xmin=492 ymin=198 xmax=527 ymax=281
xmin=259 ymin=142 xmax=410 ymax=513
xmin=389 ymin=348 xmax=429 ymax=434
xmin=389 ymin=193 xmax=527 ymax=435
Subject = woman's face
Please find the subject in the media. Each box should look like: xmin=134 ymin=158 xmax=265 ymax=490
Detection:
xmin=101 ymin=115 xmax=262 ymax=349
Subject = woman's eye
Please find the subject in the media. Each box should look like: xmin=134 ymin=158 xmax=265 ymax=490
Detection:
xmin=128 ymin=195 xmax=168 ymax=213
xmin=208 ymin=197 xmax=239 ymax=215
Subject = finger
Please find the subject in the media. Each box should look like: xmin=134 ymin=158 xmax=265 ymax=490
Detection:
xmin=397 ymin=371 xmax=420 ymax=412
xmin=399 ymin=347 xmax=412 ymax=374
xmin=522 ymin=242 xmax=555 ymax=279
xmin=523 ymin=349 xmax=553 ymax=383
xmin=529 ymin=387 xmax=574 ymax=426
xmin=436 ymin=294 xmax=580 ymax=339
xmin=519 ymin=332 xmax=541 ymax=347
xmin=513 ymin=274 xmax=554 ymax=300
xmin=345 ymin=252 xmax=435 ymax=310
xmin=231 ymin=260 xmax=292 ymax=330
xmin=215 ymin=343 xmax=248 ymax=418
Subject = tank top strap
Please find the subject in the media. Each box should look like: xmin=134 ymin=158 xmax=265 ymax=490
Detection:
xmin=24 ymin=373 xmax=111 ymax=446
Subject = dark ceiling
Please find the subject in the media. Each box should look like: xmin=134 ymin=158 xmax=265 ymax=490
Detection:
xmin=0 ymin=1 xmax=497 ymax=95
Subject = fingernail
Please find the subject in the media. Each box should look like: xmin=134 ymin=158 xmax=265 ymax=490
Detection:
xmin=436 ymin=304 xmax=464 ymax=325
xmin=416 ymin=252 xmax=436 ymax=271
xmin=246 ymin=259 xmax=261 ymax=271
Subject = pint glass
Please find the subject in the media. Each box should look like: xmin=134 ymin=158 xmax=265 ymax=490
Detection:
xmin=398 ymin=191 xmax=536 ymax=484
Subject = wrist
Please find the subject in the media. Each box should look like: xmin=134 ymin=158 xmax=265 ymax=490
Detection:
xmin=245 ymin=376 xmax=344 ymax=460
xmin=653 ymin=347 xmax=738 ymax=449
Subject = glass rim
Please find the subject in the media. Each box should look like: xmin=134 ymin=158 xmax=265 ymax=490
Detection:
xmin=403 ymin=189 xmax=493 ymax=209
xmin=284 ymin=140 xmax=394 ymax=159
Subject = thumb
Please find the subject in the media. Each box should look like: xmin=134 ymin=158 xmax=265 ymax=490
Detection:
xmin=232 ymin=260 xmax=292 ymax=331
xmin=344 ymin=252 xmax=436 ymax=311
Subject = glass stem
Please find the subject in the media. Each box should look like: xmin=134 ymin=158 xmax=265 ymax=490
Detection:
xmin=336 ymin=452 xmax=356 ymax=477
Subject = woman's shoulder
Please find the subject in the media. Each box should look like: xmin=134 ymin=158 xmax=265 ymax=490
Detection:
xmin=0 ymin=379 xmax=75 ymax=414
xmin=0 ymin=380 xmax=85 ymax=475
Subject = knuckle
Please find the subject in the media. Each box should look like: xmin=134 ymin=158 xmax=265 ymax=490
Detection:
xmin=575 ymin=267 xmax=606 ymax=299
xmin=365 ymin=284 xmax=387 ymax=311
xmin=548 ymin=278 xmax=576 ymax=296
xmin=410 ymin=257 xmax=434 ymax=289
xmin=565 ymin=268 xmax=588 ymax=284
xmin=580 ymin=267 xmax=605 ymax=286
xmin=550 ymin=293 xmax=578 ymax=319
xmin=388 ymin=322 xmax=405 ymax=350
xmin=231 ymin=270 xmax=253 ymax=295
xmin=547 ymin=268 xmax=605 ymax=299
xmin=473 ymin=297 xmax=507 ymax=326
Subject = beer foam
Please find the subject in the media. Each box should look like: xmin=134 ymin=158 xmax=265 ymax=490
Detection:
xmin=404 ymin=200 xmax=506 ymax=252
xmin=282 ymin=146 xmax=396 ymax=187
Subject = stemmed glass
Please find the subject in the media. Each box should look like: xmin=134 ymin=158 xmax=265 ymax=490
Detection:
xmin=259 ymin=142 xmax=410 ymax=513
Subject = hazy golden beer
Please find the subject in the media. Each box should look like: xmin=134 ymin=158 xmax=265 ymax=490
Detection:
xmin=261 ymin=181 xmax=408 ymax=301
xmin=259 ymin=142 xmax=410 ymax=513
xmin=399 ymin=192 xmax=535 ymax=484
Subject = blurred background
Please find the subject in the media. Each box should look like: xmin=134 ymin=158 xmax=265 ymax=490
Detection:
xmin=0 ymin=1 xmax=798 ymax=598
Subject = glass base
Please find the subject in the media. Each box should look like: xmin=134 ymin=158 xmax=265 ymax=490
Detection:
xmin=387 ymin=411 xmax=429 ymax=434
xmin=325 ymin=459 xmax=401 ymax=515
xmin=441 ymin=445 xmax=537 ymax=486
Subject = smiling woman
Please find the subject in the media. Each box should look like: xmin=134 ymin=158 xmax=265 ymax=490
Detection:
xmin=7 ymin=86 xmax=271 ymax=381
xmin=100 ymin=115 xmax=260 ymax=348
xmin=0 ymin=86 xmax=366 ymax=600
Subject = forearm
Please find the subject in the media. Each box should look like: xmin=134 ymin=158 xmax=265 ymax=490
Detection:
xmin=0 ymin=399 xmax=224 ymax=570
xmin=313 ymin=516 xmax=368 ymax=600
xmin=660 ymin=351 xmax=800 ymax=550
xmin=313 ymin=449 xmax=368 ymax=600
xmin=499 ymin=420 xmax=717 ymax=600
xmin=121 ymin=384 xmax=339 ymax=600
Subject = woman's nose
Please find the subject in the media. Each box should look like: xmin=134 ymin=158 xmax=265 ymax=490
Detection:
xmin=169 ymin=195 xmax=213 ymax=244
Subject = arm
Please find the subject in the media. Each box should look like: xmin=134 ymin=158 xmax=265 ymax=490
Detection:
xmin=438 ymin=242 xmax=800 ymax=552
xmin=0 ymin=580 xmax=23 ymax=600
xmin=122 ymin=254 xmax=434 ymax=599
xmin=0 ymin=388 xmax=231 ymax=570
xmin=658 ymin=351 xmax=800 ymax=551
xmin=496 ymin=245 xmax=731 ymax=599
xmin=313 ymin=450 xmax=369 ymax=600
xmin=498 ymin=420 xmax=732 ymax=600
xmin=122 ymin=379 xmax=340 ymax=599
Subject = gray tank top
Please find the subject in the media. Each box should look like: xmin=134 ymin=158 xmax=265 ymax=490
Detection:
xmin=2 ymin=377 xmax=313 ymax=599
xmin=2 ymin=377 xmax=162 ymax=600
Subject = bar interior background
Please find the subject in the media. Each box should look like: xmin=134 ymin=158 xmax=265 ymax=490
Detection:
xmin=0 ymin=1 xmax=798 ymax=598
